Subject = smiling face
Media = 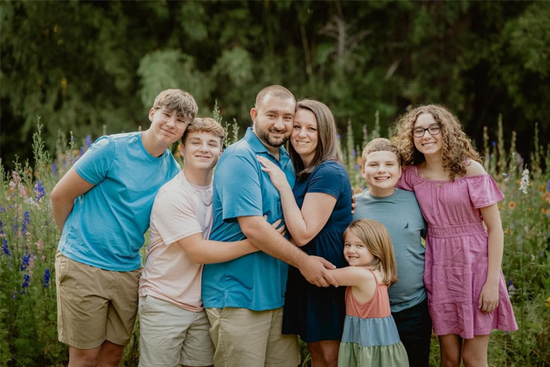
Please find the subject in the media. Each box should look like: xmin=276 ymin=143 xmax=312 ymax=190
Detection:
xmin=344 ymin=230 xmax=375 ymax=267
xmin=148 ymin=107 xmax=188 ymax=146
xmin=291 ymin=108 xmax=319 ymax=167
xmin=413 ymin=113 xmax=443 ymax=157
xmin=181 ymin=131 xmax=222 ymax=172
xmin=362 ymin=150 xmax=402 ymax=197
xmin=251 ymin=94 xmax=295 ymax=154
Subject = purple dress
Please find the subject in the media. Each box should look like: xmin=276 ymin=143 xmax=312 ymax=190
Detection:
xmin=398 ymin=166 xmax=517 ymax=339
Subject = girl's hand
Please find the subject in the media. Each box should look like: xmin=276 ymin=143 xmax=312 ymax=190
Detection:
xmin=478 ymin=280 xmax=499 ymax=313
xmin=257 ymin=155 xmax=290 ymax=191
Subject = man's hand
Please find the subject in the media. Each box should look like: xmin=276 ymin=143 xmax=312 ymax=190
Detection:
xmin=299 ymin=256 xmax=338 ymax=288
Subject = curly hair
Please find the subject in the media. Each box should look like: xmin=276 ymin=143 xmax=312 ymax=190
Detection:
xmin=394 ymin=104 xmax=481 ymax=180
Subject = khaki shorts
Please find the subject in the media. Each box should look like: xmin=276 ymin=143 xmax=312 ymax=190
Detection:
xmin=55 ymin=252 xmax=140 ymax=349
xmin=206 ymin=307 xmax=300 ymax=367
xmin=138 ymin=295 xmax=214 ymax=367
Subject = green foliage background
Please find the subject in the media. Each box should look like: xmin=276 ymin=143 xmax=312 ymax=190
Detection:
xmin=1 ymin=0 xmax=549 ymax=169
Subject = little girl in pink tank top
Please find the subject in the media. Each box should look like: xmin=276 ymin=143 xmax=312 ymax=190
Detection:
xmin=329 ymin=219 xmax=408 ymax=367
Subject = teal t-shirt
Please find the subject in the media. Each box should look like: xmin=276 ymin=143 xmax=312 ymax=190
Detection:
xmin=353 ymin=188 xmax=427 ymax=313
xmin=58 ymin=132 xmax=180 ymax=272
xmin=202 ymin=128 xmax=296 ymax=311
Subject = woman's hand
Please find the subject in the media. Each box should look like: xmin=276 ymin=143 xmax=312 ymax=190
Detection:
xmin=257 ymin=155 xmax=290 ymax=191
xmin=267 ymin=216 xmax=286 ymax=237
xmin=478 ymin=280 xmax=499 ymax=313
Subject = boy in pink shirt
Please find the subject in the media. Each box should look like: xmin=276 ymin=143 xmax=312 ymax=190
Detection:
xmin=138 ymin=118 xmax=279 ymax=366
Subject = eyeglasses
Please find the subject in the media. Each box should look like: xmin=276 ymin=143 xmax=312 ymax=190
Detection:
xmin=155 ymin=108 xmax=190 ymax=130
xmin=412 ymin=123 xmax=441 ymax=138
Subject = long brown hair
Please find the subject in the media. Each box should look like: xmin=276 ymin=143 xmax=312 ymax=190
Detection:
xmin=289 ymin=99 xmax=340 ymax=179
xmin=343 ymin=219 xmax=398 ymax=286
xmin=394 ymin=104 xmax=481 ymax=180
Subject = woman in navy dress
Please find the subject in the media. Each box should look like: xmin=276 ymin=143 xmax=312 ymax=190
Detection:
xmin=258 ymin=99 xmax=352 ymax=367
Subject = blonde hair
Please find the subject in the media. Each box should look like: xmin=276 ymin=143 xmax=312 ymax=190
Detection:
xmin=182 ymin=117 xmax=225 ymax=145
xmin=289 ymin=99 xmax=341 ymax=179
xmin=343 ymin=219 xmax=398 ymax=286
xmin=394 ymin=104 xmax=481 ymax=180
xmin=361 ymin=138 xmax=402 ymax=166
xmin=153 ymin=89 xmax=198 ymax=124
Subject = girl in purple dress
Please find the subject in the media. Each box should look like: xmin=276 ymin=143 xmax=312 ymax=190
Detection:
xmin=394 ymin=105 xmax=517 ymax=367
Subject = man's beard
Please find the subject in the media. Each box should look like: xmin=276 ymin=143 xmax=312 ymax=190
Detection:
xmin=257 ymin=128 xmax=289 ymax=149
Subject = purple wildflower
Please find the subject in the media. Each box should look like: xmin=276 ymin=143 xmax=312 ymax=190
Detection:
xmin=85 ymin=135 xmax=92 ymax=148
xmin=0 ymin=220 xmax=3 ymax=235
xmin=34 ymin=181 xmax=46 ymax=202
xmin=351 ymin=149 xmax=356 ymax=158
xmin=0 ymin=207 xmax=5 ymax=213
xmin=546 ymin=180 xmax=550 ymax=192
xmin=12 ymin=216 xmax=18 ymax=233
xmin=52 ymin=161 xmax=58 ymax=177
xmin=2 ymin=238 xmax=10 ymax=257
xmin=20 ymin=251 xmax=30 ymax=271
xmin=80 ymin=146 xmax=85 ymax=157
xmin=43 ymin=268 xmax=51 ymax=288
xmin=21 ymin=274 xmax=30 ymax=294
xmin=491 ymin=141 xmax=497 ymax=147
xmin=21 ymin=211 xmax=30 ymax=236
xmin=354 ymin=163 xmax=360 ymax=170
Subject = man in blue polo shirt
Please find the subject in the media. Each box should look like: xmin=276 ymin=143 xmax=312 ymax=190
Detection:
xmin=202 ymin=85 xmax=338 ymax=367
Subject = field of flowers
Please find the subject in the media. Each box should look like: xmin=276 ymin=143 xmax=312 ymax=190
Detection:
xmin=0 ymin=119 xmax=549 ymax=366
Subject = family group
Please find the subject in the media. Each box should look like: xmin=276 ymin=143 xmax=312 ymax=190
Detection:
xmin=50 ymin=85 xmax=518 ymax=367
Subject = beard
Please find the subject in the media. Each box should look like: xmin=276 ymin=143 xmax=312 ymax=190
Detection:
xmin=256 ymin=127 xmax=289 ymax=149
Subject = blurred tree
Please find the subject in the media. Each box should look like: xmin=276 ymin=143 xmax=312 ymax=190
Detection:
xmin=1 ymin=0 xmax=547 ymax=170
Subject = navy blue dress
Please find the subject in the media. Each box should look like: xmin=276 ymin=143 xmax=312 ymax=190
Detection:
xmin=282 ymin=161 xmax=353 ymax=342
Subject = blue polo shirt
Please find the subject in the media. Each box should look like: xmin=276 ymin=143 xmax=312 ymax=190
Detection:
xmin=202 ymin=128 xmax=296 ymax=311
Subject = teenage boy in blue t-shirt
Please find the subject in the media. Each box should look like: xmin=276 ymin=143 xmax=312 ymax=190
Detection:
xmin=51 ymin=89 xmax=197 ymax=366
xmin=353 ymin=138 xmax=432 ymax=367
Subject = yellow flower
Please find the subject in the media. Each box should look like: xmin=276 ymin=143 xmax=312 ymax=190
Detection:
xmin=508 ymin=201 xmax=516 ymax=209
xmin=546 ymin=297 xmax=550 ymax=308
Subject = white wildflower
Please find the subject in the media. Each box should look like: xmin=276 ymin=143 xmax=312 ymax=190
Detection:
xmin=519 ymin=169 xmax=529 ymax=195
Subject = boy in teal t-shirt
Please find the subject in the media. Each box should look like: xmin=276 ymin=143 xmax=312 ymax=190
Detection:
xmin=51 ymin=89 xmax=198 ymax=366
xmin=353 ymin=138 xmax=431 ymax=367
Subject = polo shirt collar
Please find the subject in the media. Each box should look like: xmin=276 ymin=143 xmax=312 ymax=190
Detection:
xmin=244 ymin=127 xmax=290 ymax=160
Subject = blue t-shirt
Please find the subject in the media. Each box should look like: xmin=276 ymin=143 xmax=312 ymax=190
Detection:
xmin=202 ymin=128 xmax=296 ymax=311
xmin=353 ymin=188 xmax=427 ymax=313
xmin=58 ymin=132 xmax=180 ymax=272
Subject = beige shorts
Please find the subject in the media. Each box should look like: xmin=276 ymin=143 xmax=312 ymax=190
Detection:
xmin=138 ymin=295 xmax=214 ymax=367
xmin=55 ymin=252 xmax=140 ymax=349
xmin=206 ymin=307 xmax=300 ymax=367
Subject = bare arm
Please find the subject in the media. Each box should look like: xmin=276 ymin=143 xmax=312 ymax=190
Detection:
xmin=176 ymin=234 xmax=258 ymax=264
xmin=465 ymin=161 xmax=503 ymax=313
xmin=50 ymin=168 xmax=95 ymax=232
xmin=176 ymin=219 xmax=284 ymax=264
xmin=329 ymin=266 xmax=376 ymax=303
xmin=257 ymin=155 xmax=337 ymax=246
xmin=478 ymin=203 xmax=504 ymax=313
xmin=238 ymin=215 xmax=338 ymax=287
